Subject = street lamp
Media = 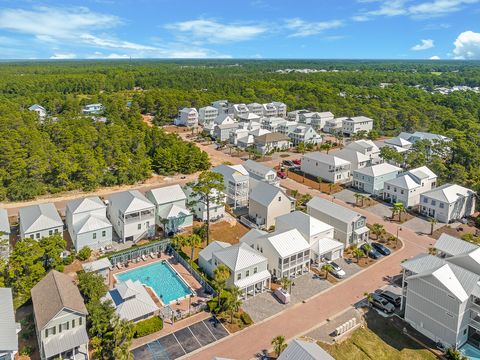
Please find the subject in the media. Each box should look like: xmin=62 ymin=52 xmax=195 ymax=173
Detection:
xmin=396 ymin=226 xmax=402 ymax=248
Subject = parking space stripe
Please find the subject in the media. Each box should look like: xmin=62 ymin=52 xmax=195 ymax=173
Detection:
xmin=186 ymin=326 xmax=202 ymax=347
xmin=202 ymin=320 xmax=219 ymax=340
xmin=172 ymin=333 xmax=187 ymax=356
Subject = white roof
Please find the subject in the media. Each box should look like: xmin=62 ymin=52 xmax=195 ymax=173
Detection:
xmin=311 ymin=237 xmax=344 ymax=256
xmin=108 ymin=190 xmax=154 ymax=213
xmin=409 ymin=166 xmax=436 ymax=180
xmin=240 ymin=229 xmax=268 ymax=243
xmin=0 ymin=288 xmax=18 ymax=352
xmin=73 ymin=214 xmax=112 ymax=234
xmin=345 ymin=139 xmax=379 ymax=153
xmin=250 ymin=128 xmax=271 ymax=137
xmin=354 ymin=163 xmax=402 ymax=177
xmin=265 ymin=229 xmax=310 ymax=258
xmin=303 ymin=152 xmax=350 ymax=166
xmin=385 ymin=136 xmax=412 ymax=147
xmin=278 ymin=339 xmax=334 ymax=360
xmin=146 ymin=185 xmax=187 ymax=205
xmin=19 ymin=203 xmax=63 ymax=235
xmin=275 ymin=211 xmax=333 ymax=239
xmin=435 ymin=233 xmax=478 ymax=256
xmin=213 ymin=164 xmax=249 ymax=182
xmin=198 ymin=241 xmax=231 ymax=262
xmin=386 ymin=166 xmax=436 ymax=190
xmin=335 ymin=148 xmax=370 ymax=164
xmin=157 ymin=203 xmax=191 ymax=220
xmin=234 ymin=269 xmax=271 ymax=289
xmin=82 ymin=258 xmax=112 ymax=273
xmin=307 ymin=196 xmax=362 ymax=223
xmin=67 ymin=196 xmax=105 ymax=214
xmin=244 ymin=160 xmax=275 ymax=177
xmin=214 ymin=243 xmax=267 ymax=272
xmin=200 ymin=106 xmax=217 ymax=111
xmin=421 ymin=183 xmax=475 ymax=204
xmin=249 ymin=181 xmax=287 ymax=207
xmin=238 ymin=113 xmax=261 ymax=121
xmin=29 ymin=104 xmax=45 ymax=111
xmin=344 ymin=116 xmax=373 ymax=123
xmin=0 ymin=208 xmax=10 ymax=234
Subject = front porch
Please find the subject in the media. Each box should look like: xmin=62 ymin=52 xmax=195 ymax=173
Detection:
xmin=234 ymin=270 xmax=271 ymax=300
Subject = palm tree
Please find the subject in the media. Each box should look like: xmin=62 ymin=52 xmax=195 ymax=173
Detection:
xmin=371 ymin=223 xmax=384 ymax=240
xmin=429 ymin=217 xmax=438 ymax=235
xmin=392 ymin=202 xmax=406 ymax=222
xmin=159 ymin=217 xmax=170 ymax=238
xmin=290 ymin=189 xmax=299 ymax=199
xmin=227 ymin=287 xmax=243 ymax=323
xmin=171 ymin=234 xmax=186 ymax=250
xmin=280 ymin=277 xmax=293 ymax=293
xmin=271 ymin=335 xmax=287 ymax=357
xmin=363 ymin=292 xmax=373 ymax=307
xmin=184 ymin=234 xmax=203 ymax=267
xmin=428 ymin=247 xmax=438 ymax=255
xmin=321 ymin=263 xmax=334 ymax=279
xmin=353 ymin=193 xmax=362 ymax=206
xmin=213 ymin=264 xmax=230 ymax=309
xmin=362 ymin=243 xmax=373 ymax=258
xmin=352 ymin=247 xmax=364 ymax=263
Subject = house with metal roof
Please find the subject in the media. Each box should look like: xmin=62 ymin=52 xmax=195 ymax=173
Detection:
xmin=241 ymin=228 xmax=310 ymax=280
xmin=278 ymin=339 xmax=334 ymax=360
xmin=29 ymin=104 xmax=46 ymax=119
xmin=66 ymin=197 xmax=112 ymax=251
xmin=335 ymin=148 xmax=371 ymax=171
xmin=310 ymin=112 xmax=335 ymax=130
xmin=248 ymin=181 xmax=295 ymax=229
xmin=352 ymin=163 xmax=402 ymax=195
xmin=345 ymin=139 xmax=382 ymax=164
xmin=0 ymin=208 xmax=10 ymax=259
xmin=0 ymin=288 xmax=20 ymax=360
xmin=174 ymin=107 xmax=198 ymax=127
xmin=288 ymin=125 xmax=322 ymax=146
xmin=107 ymin=190 xmax=155 ymax=243
xmin=419 ymin=184 xmax=476 ymax=223
xmin=400 ymin=237 xmax=480 ymax=350
xmin=384 ymin=136 xmax=413 ymax=150
xmin=185 ymin=185 xmax=225 ymax=222
xmin=254 ymin=132 xmax=291 ymax=154
xmin=209 ymin=242 xmax=271 ymax=299
xmin=243 ymin=160 xmax=278 ymax=186
xmin=145 ymin=185 xmax=193 ymax=236
xmin=82 ymin=103 xmax=103 ymax=115
xmin=247 ymin=102 xmax=264 ymax=117
xmin=198 ymin=106 xmax=218 ymax=125
xmin=31 ymin=270 xmax=89 ymax=360
xmin=213 ymin=164 xmax=249 ymax=209
xmin=82 ymin=258 xmax=112 ymax=280
xmin=383 ymin=166 xmax=437 ymax=208
xmin=301 ymin=152 xmax=351 ymax=184
xmin=105 ymin=279 xmax=159 ymax=322
xmin=198 ymin=241 xmax=232 ymax=278
xmin=307 ymin=197 xmax=369 ymax=246
xmin=323 ymin=117 xmax=344 ymax=133
xmin=341 ymin=116 xmax=373 ymax=135
xmin=18 ymin=203 xmax=63 ymax=240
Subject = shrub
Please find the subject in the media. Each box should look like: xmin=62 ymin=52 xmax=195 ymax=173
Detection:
xmin=63 ymin=254 xmax=74 ymax=265
xmin=240 ymin=312 xmax=253 ymax=326
xmin=476 ymin=217 xmax=480 ymax=229
xmin=20 ymin=346 xmax=33 ymax=356
xmin=133 ymin=317 xmax=163 ymax=338
xmin=77 ymin=246 xmax=92 ymax=261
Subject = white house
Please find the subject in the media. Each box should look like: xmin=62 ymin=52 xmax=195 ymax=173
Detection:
xmin=307 ymin=196 xmax=369 ymax=246
xmin=399 ymin=131 xmax=451 ymax=145
xmin=0 ymin=288 xmax=19 ymax=360
xmin=383 ymin=166 xmax=437 ymax=208
xmin=345 ymin=140 xmax=382 ymax=164
xmin=185 ymin=186 xmax=225 ymax=222
xmin=105 ymin=279 xmax=160 ymax=321
xmin=261 ymin=117 xmax=287 ymax=133
xmin=248 ymin=181 xmax=294 ymax=229
xmin=82 ymin=103 xmax=103 ymax=115
xmin=419 ymin=184 xmax=476 ymax=223
xmin=175 ymin=107 xmax=198 ymax=127
xmin=198 ymin=106 xmax=218 ymax=125
xmin=244 ymin=160 xmax=278 ymax=185
xmin=287 ymin=109 xmax=309 ymax=122
xmin=214 ymin=242 xmax=271 ymax=298
xmin=271 ymin=102 xmax=287 ymax=118
xmin=0 ymin=209 xmax=10 ymax=259
xmin=247 ymin=103 xmax=264 ymax=117
xmin=29 ymin=104 xmax=46 ymax=119
xmin=214 ymin=123 xmax=239 ymax=142
xmin=334 ymin=148 xmax=371 ymax=171
xmin=255 ymin=133 xmax=291 ymax=154
xmin=342 ymin=116 xmax=374 ymax=135
xmin=278 ymin=339 xmax=335 ymax=360
xmin=145 ymin=185 xmax=193 ymax=235
xmin=323 ymin=117 xmax=344 ymax=133
xmin=241 ymin=228 xmax=310 ymax=279
xmin=231 ymin=103 xmax=249 ymax=119
xmin=31 ymin=270 xmax=89 ymax=360
xmin=213 ymin=164 xmax=249 ymax=209
xmin=19 ymin=203 xmax=63 ymax=240
xmin=289 ymin=125 xmax=322 ymax=146
xmin=198 ymin=241 xmax=231 ymax=278
xmin=352 ymin=163 xmax=402 ymax=195
xmin=301 ymin=152 xmax=351 ymax=184
xmin=211 ymin=100 xmax=230 ymax=116
xmin=310 ymin=112 xmax=335 ymax=130
xmin=384 ymin=136 xmax=413 ymax=151
xmin=82 ymin=258 xmax=112 ymax=280
xmin=278 ymin=120 xmax=299 ymax=135
xmin=262 ymin=102 xmax=284 ymax=117
xmin=237 ymin=112 xmax=261 ymax=123
xmin=66 ymin=197 xmax=113 ymax=251
xmin=107 ymin=190 xmax=155 ymax=243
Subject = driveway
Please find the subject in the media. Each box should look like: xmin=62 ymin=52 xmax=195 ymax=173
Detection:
xmin=402 ymin=216 xmax=443 ymax=235
xmin=366 ymin=203 xmax=392 ymax=220
xmin=333 ymin=189 xmax=360 ymax=206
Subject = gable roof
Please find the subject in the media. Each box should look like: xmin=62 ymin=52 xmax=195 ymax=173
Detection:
xmin=421 ymin=183 xmax=475 ymax=203
xmin=249 ymin=181 xmax=289 ymax=207
xmin=255 ymin=132 xmax=289 ymax=143
xmin=82 ymin=258 xmax=112 ymax=273
xmin=275 ymin=211 xmax=333 ymax=239
xmin=278 ymin=339 xmax=334 ymax=360
xmin=240 ymin=228 xmax=268 ymax=243
xmin=146 ymin=185 xmax=187 ymax=205
xmin=0 ymin=208 xmax=10 ymax=234
xmin=108 ymin=190 xmax=154 ymax=213
xmin=354 ymin=163 xmax=402 ymax=177
xmin=214 ymin=243 xmax=267 ymax=271
xmin=344 ymin=116 xmax=373 ymax=123
xmin=303 ymin=152 xmax=350 ymax=166
xmin=19 ymin=203 xmax=63 ymax=235
xmin=199 ymin=241 xmax=231 ymax=262
xmin=244 ymin=160 xmax=275 ymax=177
xmin=213 ymin=164 xmax=249 ymax=182
xmin=29 ymin=104 xmax=45 ymax=111
xmin=385 ymin=136 xmax=412 ymax=147
xmin=264 ymin=229 xmax=310 ymax=258
xmin=31 ymin=270 xmax=87 ymax=330
xmin=307 ymin=196 xmax=362 ymax=223
xmin=0 ymin=288 xmax=18 ymax=352
xmin=73 ymin=214 xmax=112 ymax=234
xmin=346 ymin=139 xmax=379 ymax=153
xmin=67 ymin=196 xmax=105 ymax=214
xmin=435 ymin=233 xmax=478 ymax=257
xmin=335 ymin=148 xmax=370 ymax=164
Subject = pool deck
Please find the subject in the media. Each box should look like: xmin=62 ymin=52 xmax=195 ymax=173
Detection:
xmin=109 ymin=253 xmax=210 ymax=314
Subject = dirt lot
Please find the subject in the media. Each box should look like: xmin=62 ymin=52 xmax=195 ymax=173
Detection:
xmin=286 ymin=170 xmax=344 ymax=195
xmin=432 ymin=223 xmax=480 ymax=241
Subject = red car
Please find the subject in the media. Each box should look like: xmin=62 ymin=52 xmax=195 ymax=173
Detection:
xmin=292 ymin=159 xmax=301 ymax=165
xmin=277 ymin=171 xmax=287 ymax=179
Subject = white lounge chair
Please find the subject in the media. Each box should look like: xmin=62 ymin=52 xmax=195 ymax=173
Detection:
xmin=141 ymin=254 xmax=147 ymax=261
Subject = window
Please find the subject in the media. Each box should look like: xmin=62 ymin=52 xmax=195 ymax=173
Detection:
xmin=387 ymin=186 xmax=390 ymax=190
xmin=246 ymin=270 xmax=250 ymax=277
xmin=102 ymin=230 xmax=106 ymax=237
xmin=45 ymin=326 xmax=56 ymax=338
xmin=400 ymin=190 xmax=404 ymax=195
xmin=146 ymin=221 xmax=150 ymax=228
xmin=439 ymin=203 xmax=444 ymax=209
xmin=30 ymin=234 xmax=34 ymax=239
xmin=93 ymin=233 xmax=97 ymax=239
xmin=254 ymin=267 xmax=258 ymax=274
xmin=49 ymin=230 xmax=53 ymax=235
xmin=237 ymin=273 xmax=241 ymax=280
xmin=138 ymin=224 xmax=141 ymax=230
xmin=431 ymin=200 xmax=436 ymax=206
xmin=54 ymin=229 xmax=59 ymax=233
xmin=72 ymin=319 xmax=75 ymax=328
xmin=278 ymin=196 xmax=282 ymax=202
xmin=36 ymin=233 xmax=40 ymax=239
xmin=423 ymin=198 xmax=428 ymax=203
xmin=79 ymin=317 xmax=83 ymax=325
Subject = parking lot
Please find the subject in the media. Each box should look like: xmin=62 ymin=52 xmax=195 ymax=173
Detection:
xmin=132 ymin=317 xmax=229 ymax=360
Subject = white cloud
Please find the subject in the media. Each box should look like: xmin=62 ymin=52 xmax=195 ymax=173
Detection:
xmin=409 ymin=0 xmax=480 ymax=18
xmin=453 ymin=30 xmax=480 ymax=59
xmin=79 ymin=34 xmax=156 ymax=51
xmin=165 ymin=19 xmax=267 ymax=44
xmin=429 ymin=55 xmax=441 ymax=59
xmin=411 ymin=39 xmax=434 ymax=51
xmin=50 ymin=53 xmax=76 ymax=59
xmin=285 ymin=18 xmax=343 ymax=37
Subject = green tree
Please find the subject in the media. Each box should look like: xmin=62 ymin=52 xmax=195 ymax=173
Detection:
xmin=77 ymin=246 xmax=92 ymax=261
xmin=370 ymin=223 xmax=384 ymax=240
xmin=379 ymin=146 xmax=404 ymax=165
xmin=445 ymin=347 xmax=468 ymax=360
xmin=213 ymin=264 xmax=231 ymax=308
xmin=321 ymin=263 xmax=334 ymax=279
xmin=391 ymin=202 xmax=406 ymax=222
xmin=271 ymin=335 xmax=287 ymax=357
xmin=296 ymin=142 xmax=306 ymax=154
xmin=40 ymin=234 xmax=67 ymax=271
xmin=280 ymin=277 xmax=293 ymax=293
xmin=352 ymin=247 xmax=364 ymax=263
xmin=183 ymin=234 xmax=203 ymax=267
xmin=429 ymin=217 xmax=438 ymax=235
xmin=78 ymin=272 xmax=108 ymax=303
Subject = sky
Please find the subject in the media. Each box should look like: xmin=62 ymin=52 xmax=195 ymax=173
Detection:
xmin=0 ymin=0 xmax=480 ymax=60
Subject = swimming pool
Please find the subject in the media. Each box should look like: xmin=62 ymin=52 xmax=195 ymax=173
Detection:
xmin=116 ymin=261 xmax=192 ymax=304
xmin=459 ymin=343 xmax=480 ymax=360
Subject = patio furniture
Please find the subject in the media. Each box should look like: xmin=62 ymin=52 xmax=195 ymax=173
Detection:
xmin=141 ymin=254 xmax=147 ymax=261
xmin=116 ymin=263 xmax=123 ymax=269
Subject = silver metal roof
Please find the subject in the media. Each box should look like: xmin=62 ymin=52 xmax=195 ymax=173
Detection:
xmin=108 ymin=190 xmax=154 ymax=214
xmin=67 ymin=196 xmax=105 ymax=214
xmin=82 ymin=258 xmax=112 ymax=273
xmin=0 ymin=208 xmax=10 ymax=234
xmin=73 ymin=214 xmax=112 ymax=234
xmin=278 ymin=339 xmax=334 ymax=360
xmin=43 ymin=326 xmax=88 ymax=359
xmin=199 ymin=241 xmax=231 ymax=262
xmin=0 ymin=288 xmax=18 ymax=352
xmin=307 ymin=196 xmax=363 ymax=223
xmin=19 ymin=203 xmax=63 ymax=235
xmin=435 ymin=233 xmax=478 ymax=257
xmin=214 ymin=243 xmax=267 ymax=272
xmin=146 ymin=185 xmax=187 ymax=205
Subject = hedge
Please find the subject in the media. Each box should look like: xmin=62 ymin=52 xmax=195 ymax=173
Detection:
xmin=240 ymin=312 xmax=253 ymax=326
xmin=133 ymin=317 xmax=163 ymax=338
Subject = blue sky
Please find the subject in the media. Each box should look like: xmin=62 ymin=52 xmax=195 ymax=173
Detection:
xmin=0 ymin=0 xmax=479 ymax=59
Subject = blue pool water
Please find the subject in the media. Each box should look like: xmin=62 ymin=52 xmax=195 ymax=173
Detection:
xmin=116 ymin=261 xmax=192 ymax=304
xmin=460 ymin=343 xmax=480 ymax=360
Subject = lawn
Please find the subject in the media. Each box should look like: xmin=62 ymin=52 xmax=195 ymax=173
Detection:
xmin=321 ymin=314 xmax=437 ymax=360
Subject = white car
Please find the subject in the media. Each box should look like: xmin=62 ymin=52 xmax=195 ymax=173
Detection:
xmin=328 ymin=261 xmax=346 ymax=278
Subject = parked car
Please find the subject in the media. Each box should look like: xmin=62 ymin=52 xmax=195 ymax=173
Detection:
xmin=361 ymin=244 xmax=383 ymax=259
xmin=282 ymin=160 xmax=295 ymax=167
xmin=371 ymin=242 xmax=391 ymax=256
xmin=327 ymin=261 xmax=346 ymax=278
xmin=371 ymin=293 xmax=395 ymax=313
xmin=380 ymin=290 xmax=401 ymax=307
xmin=277 ymin=171 xmax=287 ymax=179
xmin=292 ymin=159 xmax=301 ymax=165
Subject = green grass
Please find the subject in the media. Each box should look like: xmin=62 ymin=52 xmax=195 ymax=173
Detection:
xmin=321 ymin=326 xmax=437 ymax=360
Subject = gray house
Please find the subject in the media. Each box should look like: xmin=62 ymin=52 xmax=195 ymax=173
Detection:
xmin=0 ymin=209 xmax=10 ymax=259
xmin=307 ymin=196 xmax=369 ymax=247
xmin=0 ymin=288 xmax=20 ymax=360
xmin=19 ymin=203 xmax=63 ymax=240
xmin=352 ymin=163 xmax=402 ymax=196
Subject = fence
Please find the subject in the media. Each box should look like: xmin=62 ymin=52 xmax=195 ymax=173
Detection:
xmin=168 ymin=245 xmax=216 ymax=297
xmin=108 ymin=239 xmax=170 ymax=266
